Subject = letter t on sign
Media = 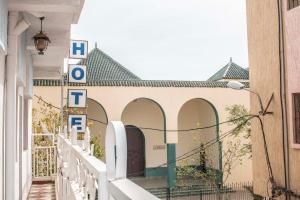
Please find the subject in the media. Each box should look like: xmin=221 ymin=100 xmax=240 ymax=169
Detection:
xmin=68 ymin=89 xmax=87 ymax=108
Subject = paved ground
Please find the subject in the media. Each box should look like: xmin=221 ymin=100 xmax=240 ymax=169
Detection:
xmin=27 ymin=182 xmax=56 ymax=200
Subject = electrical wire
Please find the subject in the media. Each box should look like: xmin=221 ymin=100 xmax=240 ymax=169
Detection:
xmin=127 ymin=116 xmax=254 ymax=177
xmin=34 ymin=94 xmax=253 ymax=133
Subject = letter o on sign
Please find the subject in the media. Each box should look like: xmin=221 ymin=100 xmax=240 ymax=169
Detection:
xmin=68 ymin=65 xmax=86 ymax=84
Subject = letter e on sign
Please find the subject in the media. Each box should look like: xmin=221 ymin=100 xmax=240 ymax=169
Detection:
xmin=70 ymin=40 xmax=88 ymax=59
xmin=68 ymin=115 xmax=86 ymax=132
xmin=68 ymin=65 xmax=86 ymax=84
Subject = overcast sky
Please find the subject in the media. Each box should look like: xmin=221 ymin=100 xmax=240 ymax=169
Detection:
xmin=71 ymin=0 xmax=248 ymax=81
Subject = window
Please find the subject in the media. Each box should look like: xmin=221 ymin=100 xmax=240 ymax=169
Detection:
xmin=293 ymin=93 xmax=300 ymax=144
xmin=288 ymin=0 xmax=300 ymax=10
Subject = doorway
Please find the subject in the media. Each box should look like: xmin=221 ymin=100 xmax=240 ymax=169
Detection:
xmin=125 ymin=125 xmax=145 ymax=177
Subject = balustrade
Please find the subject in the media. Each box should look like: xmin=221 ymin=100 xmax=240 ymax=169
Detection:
xmin=57 ymin=121 xmax=159 ymax=200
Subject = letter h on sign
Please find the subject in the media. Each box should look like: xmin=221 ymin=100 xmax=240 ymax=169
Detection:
xmin=69 ymin=40 xmax=88 ymax=59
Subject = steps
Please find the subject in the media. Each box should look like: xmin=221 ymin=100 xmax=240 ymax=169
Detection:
xmin=27 ymin=181 xmax=56 ymax=200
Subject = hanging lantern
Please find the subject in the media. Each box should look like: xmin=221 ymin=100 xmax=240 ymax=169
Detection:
xmin=32 ymin=17 xmax=51 ymax=55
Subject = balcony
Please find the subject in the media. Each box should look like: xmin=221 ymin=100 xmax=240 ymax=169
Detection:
xmin=31 ymin=121 xmax=160 ymax=200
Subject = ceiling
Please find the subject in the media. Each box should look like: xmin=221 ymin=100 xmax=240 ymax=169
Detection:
xmin=9 ymin=0 xmax=85 ymax=78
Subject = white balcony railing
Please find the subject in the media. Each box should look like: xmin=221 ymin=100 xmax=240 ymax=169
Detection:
xmin=56 ymin=121 xmax=159 ymax=200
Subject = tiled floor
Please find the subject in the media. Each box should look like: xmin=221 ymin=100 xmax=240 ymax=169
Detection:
xmin=27 ymin=182 xmax=56 ymax=200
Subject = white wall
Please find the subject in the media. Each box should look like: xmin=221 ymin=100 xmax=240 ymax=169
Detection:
xmin=0 ymin=51 xmax=6 ymax=200
xmin=5 ymin=13 xmax=32 ymax=199
xmin=0 ymin=1 xmax=7 ymax=198
xmin=0 ymin=0 xmax=7 ymax=51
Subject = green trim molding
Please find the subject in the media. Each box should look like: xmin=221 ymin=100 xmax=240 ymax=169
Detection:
xmin=167 ymin=144 xmax=176 ymax=188
xmin=145 ymin=167 xmax=167 ymax=177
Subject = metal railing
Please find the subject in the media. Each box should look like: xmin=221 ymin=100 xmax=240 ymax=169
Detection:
xmin=288 ymin=0 xmax=300 ymax=10
xmin=32 ymin=133 xmax=57 ymax=180
xmin=150 ymin=182 xmax=255 ymax=200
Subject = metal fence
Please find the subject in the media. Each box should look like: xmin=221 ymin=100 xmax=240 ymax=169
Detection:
xmin=32 ymin=133 xmax=57 ymax=180
xmin=147 ymin=182 xmax=255 ymax=200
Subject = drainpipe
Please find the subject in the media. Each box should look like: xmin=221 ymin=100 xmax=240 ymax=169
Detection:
xmin=277 ymin=0 xmax=290 ymax=199
xmin=5 ymin=11 xmax=30 ymax=200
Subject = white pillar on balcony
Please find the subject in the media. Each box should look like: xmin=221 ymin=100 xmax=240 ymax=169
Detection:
xmin=5 ymin=11 xmax=29 ymax=200
xmin=105 ymin=121 xmax=127 ymax=181
xmin=84 ymin=127 xmax=91 ymax=154
xmin=71 ymin=126 xmax=77 ymax=145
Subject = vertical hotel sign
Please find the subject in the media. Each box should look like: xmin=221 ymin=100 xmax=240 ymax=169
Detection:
xmin=68 ymin=40 xmax=88 ymax=133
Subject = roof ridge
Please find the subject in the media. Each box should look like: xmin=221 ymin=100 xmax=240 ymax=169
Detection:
xmin=33 ymin=78 xmax=250 ymax=88
xmin=92 ymin=48 xmax=140 ymax=80
xmin=223 ymin=62 xmax=231 ymax=78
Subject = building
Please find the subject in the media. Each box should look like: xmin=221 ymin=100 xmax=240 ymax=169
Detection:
xmin=247 ymin=0 xmax=300 ymax=198
xmin=0 ymin=0 xmax=84 ymax=199
xmin=33 ymin=47 xmax=251 ymax=186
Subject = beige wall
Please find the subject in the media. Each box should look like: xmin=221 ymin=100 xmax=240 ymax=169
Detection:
xmin=177 ymin=99 xmax=218 ymax=168
xmin=247 ymin=0 xmax=300 ymax=197
xmin=122 ymin=98 xmax=166 ymax=168
xmin=283 ymin=1 xmax=300 ymax=193
xmin=86 ymin=98 xmax=107 ymax=147
xmin=33 ymin=85 xmax=251 ymax=182
xmin=246 ymin=0 xmax=283 ymax=196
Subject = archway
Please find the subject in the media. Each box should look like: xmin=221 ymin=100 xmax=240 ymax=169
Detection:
xmin=121 ymin=98 xmax=166 ymax=177
xmin=177 ymin=98 xmax=221 ymax=177
xmin=125 ymin=125 xmax=145 ymax=177
xmin=86 ymin=98 xmax=108 ymax=148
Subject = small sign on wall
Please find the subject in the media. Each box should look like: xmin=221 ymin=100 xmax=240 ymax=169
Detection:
xmin=68 ymin=65 xmax=87 ymax=84
xmin=67 ymin=89 xmax=87 ymax=108
xmin=68 ymin=115 xmax=87 ymax=132
xmin=153 ymin=145 xmax=166 ymax=150
xmin=69 ymin=40 xmax=88 ymax=59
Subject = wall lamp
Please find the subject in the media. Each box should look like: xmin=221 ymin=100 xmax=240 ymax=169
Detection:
xmin=32 ymin=17 xmax=51 ymax=55
xmin=227 ymin=80 xmax=274 ymax=115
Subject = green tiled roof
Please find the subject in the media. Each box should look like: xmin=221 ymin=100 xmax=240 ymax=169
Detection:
xmin=78 ymin=48 xmax=140 ymax=81
xmin=34 ymin=49 xmax=249 ymax=88
xmin=207 ymin=59 xmax=249 ymax=81
xmin=33 ymin=79 xmax=249 ymax=88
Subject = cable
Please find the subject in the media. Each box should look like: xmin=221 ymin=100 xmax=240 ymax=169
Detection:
xmin=34 ymin=95 xmax=253 ymax=133
xmin=154 ymin=116 xmax=254 ymax=169
xmin=127 ymin=117 xmax=254 ymax=177
xmin=256 ymin=116 xmax=274 ymax=183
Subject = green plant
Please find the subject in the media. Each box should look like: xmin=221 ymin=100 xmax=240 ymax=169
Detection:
xmin=176 ymin=104 xmax=251 ymax=185
xmin=91 ymin=135 xmax=105 ymax=160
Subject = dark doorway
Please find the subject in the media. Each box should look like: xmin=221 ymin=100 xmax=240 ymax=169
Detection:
xmin=125 ymin=125 xmax=145 ymax=177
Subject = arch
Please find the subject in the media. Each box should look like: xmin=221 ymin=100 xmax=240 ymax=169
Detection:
xmin=177 ymin=98 xmax=222 ymax=182
xmin=121 ymin=97 xmax=167 ymax=177
xmin=125 ymin=125 xmax=145 ymax=177
xmin=86 ymin=98 xmax=108 ymax=148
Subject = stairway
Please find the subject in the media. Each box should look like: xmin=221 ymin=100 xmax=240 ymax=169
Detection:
xmin=27 ymin=181 xmax=56 ymax=200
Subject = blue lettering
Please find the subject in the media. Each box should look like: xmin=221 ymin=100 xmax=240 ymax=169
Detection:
xmin=72 ymin=42 xmax=85 ymax=56
xmin=71 ymin=117 xmax=82 ymax=131
xmin=71 ymin=67 xmax=84 ymax=80
xmin=71 ymin=92 xmax=83 ymax=105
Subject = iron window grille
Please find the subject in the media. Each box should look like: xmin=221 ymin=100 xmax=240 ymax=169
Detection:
xmin=288 ymin=0 xmax=300 ymax=10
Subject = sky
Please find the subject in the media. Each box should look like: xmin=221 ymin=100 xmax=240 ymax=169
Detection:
xmin=71 ymin=0 xmax=248 ymax=81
